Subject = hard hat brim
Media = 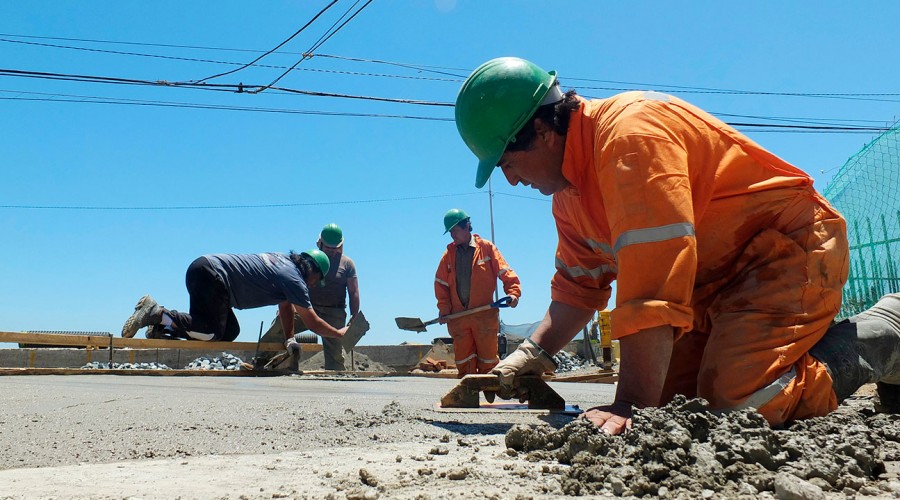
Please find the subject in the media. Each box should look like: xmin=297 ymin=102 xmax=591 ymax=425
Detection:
xmin=475 ymin=154 xmax=500 ymax=189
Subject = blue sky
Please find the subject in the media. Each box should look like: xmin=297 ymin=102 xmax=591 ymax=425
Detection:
xmin=2 ymin=1 xmax=899 ymax=346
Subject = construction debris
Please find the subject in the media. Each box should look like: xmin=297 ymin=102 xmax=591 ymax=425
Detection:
xmin=553 ymin=350 xmax=593 ymax=373
xmin=505 ymin=394 xmax=900 ymax=497
xmin=417 ymin=357 xmax=450 ymax=372
xmin=185 ymin=352 xmax=245 ymax=371
xmin=81 ymin=362 xmax=171 ymax=370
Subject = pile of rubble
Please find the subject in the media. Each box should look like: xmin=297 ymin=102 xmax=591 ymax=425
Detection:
xmin=80 ymin=352 xmax=246 ymax=371
xmin=81 ymin=362 xmax=171 ymax=370
xmin=417 ymin=357 xmax=450 ymax=372
xmin=552 ymin=350 xmax=593 ymax=373
xmin=185 ymin=352 xmax=245 ymax=370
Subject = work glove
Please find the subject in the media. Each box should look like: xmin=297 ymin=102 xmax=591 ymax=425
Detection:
xmin=284 ymin=337 xmax=301 ymax=355
xmin=487 ymin=338 xmax=558 ymax=402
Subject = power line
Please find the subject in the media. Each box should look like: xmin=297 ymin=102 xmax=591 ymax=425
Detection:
xmin=254 ymin=0 xmax=375 ymax=94
xmin=1 ymin=85 xmax=891 ymax=133
xmin=3 ymin=32 xmax=898 ymax=101
xmin=0 ymin=37 xmax=464 ymax=83
xmin=0 ymin=68 xmax=455 ymax=105
xmin=0 ymin=89 xmax=453 ymax=121
xmin=0 ymin=191 xmax=481 ymax=211
xmin=0 ymin=32 xmax=473 ymax=77
xmin=192 ymin=0 xmax=338 ymax=84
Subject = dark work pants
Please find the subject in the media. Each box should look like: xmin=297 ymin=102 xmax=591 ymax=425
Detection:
xmin=167 ymin=257 xmax=240 ymax=341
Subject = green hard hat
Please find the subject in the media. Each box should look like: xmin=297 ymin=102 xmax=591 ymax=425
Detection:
xmin=319 ymin=223 xmax=343 ymax=248
xmin=443 ymin=208 xmax=470 ymax=234
xmin=455 ymin=57 xmax=559 ymax=189
xmin=301 ymin=248 xmax=331 ymax=283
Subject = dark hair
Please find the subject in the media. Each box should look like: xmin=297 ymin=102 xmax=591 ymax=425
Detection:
xmin=505 ymin=89 xmax=580 ymax=152
xmin=288 ymin=251 xmax=314 ymax=280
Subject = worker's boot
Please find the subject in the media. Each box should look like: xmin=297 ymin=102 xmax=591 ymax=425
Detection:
xmin=121 ymin=295 xmax=164 ymax=338
xmin=145 ymin=325 xmax=177 ymax=340
xmin=809 ymin=293 xmax=900 ymax=409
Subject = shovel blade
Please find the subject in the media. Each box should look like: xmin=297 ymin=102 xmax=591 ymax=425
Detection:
xmin=395 ymin=316 xmax=427 ymax=332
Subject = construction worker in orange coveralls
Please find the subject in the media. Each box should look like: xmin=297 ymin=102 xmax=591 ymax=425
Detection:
xmin=435 ymin=209 xmax=522 ymax=377
xmin=453 ymin=56 xmax=900 ymax=434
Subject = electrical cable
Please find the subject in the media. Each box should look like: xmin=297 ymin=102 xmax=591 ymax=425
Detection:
xmin=253 ymin=0 xmax=374 ymax=94
xmin=191 ymin=0 xmax=338 ymax=84
xmin=0 ymin=37 xmax=465 ymax=83
xmin=4 ymin=33 xmax=897 ymax=100
xmin=0 ymin=191 xmax=482 ymax=211
xmin=0 ymin=90 xmax=453 ymax=120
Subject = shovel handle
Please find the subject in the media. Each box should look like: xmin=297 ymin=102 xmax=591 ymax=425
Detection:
xmin=430 ymin=296 xmax=513 ymax=325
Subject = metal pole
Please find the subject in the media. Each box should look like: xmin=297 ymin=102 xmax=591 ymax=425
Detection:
xmin=488 ymin=178 xmax=498 ymax=301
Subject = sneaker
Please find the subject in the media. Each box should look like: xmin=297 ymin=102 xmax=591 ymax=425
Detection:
xmin=121 ymin=295 xmax=163 ymax=338
xmin=145 ymin=324 xmax=176 ymax=340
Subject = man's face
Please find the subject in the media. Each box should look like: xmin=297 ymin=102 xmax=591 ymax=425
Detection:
xmin=449 ymin=221 xmax=471 ymax=245
xmin=320 ymin=244 xmax=342 ymax=259
xmin=497 ymin=119 xmax=568 ymax=195
xmin=307 ymin=272 xmax=322 ymax=288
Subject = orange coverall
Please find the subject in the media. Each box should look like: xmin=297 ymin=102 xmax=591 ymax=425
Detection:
xmin=552 ymin=91 xmax=849 ymax=425
xmin=435 ymin=234 xmax=522 ymax=376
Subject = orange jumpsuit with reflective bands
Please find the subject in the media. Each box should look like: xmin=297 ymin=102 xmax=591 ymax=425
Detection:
xmin=435 ymin=234 xmax=522 ymax=377
xmin=552 ymin=91 xmax=849 ymax=425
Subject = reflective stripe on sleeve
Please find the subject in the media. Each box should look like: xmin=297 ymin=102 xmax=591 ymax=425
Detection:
xmin=435 ymin=278 xmax=450 ymax=287
xmin=613 ymin=222 xmax=695 ymax=255
xmin=642 ymin=90 xmax=671 ymax=102
xmin=586 ymin=238 xmax=613 ymax=255
xmin=476 ymin=256 xmax=492 ymax=266
xmin=498 ymin=266 xmax=510 ymax=276
xmin=734 ymin=367 xmax=796 ymax=411
xmin=556 ymin=257 xmax=617 ymax=279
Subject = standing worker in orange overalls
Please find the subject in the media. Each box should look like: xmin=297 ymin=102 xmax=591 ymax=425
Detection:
xmin=453 ymin=56 xmax=900 ymax=434
xmin=435 ymin=209 xmax=522 ymax=377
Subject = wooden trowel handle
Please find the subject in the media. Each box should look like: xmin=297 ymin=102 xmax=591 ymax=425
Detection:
xmin=427 ymin=296 xmax=512 ymax=326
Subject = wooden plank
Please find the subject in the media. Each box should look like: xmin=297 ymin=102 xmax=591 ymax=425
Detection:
xmin=551 ymin=371 xmax=618 ymax=384
xmin=0 ymin=331 xmax=322 ymax=353
xmin=0 ymin=368 xmax=292 ymax=376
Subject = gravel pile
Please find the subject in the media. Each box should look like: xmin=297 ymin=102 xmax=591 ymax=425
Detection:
xmin=185 ymin=352 xmax=245 ymax=370
xmin=552 ymin=350 xmax=593 ymax=373
xmin=81 ymin=362 xmax=171 ymax=370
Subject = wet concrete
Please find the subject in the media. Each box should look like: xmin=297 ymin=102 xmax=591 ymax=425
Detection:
xmin=507 ymin=394 xmax=900 ymax=498
xmin=0 ymin=374 xmax=612 ymax=499
xmin=4 ymin=376 xmax=897 ymax=498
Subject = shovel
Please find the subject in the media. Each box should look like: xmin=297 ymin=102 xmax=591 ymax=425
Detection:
xmin=395 ymin=296 xmax=512 ymax=333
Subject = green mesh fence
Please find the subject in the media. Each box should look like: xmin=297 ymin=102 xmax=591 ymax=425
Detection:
xmin=823 ymin=122 xmax=900 ymax=319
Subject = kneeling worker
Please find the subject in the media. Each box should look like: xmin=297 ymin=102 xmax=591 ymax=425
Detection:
xmin=452 ymin=56 xmax=900 ymax=434
xmin=260 ymin=223 xmax=363 ymax=370
xmin=435 ymin=209 xmax=521 ymax=377
xmin=121 ymin=250 xmax=346 ymax=350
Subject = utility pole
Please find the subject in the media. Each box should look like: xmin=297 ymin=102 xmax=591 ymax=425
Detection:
xmin=488 ymin=177 xmax=499 ymax=301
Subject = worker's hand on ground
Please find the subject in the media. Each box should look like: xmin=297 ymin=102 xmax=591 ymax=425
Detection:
xmin=580 ymin=401 xmax=634 ymax=435
xmin=508 ymin=296 xmax=519 ymax=308
xmin=284 ymin=337 xmax=301 ymax=354
xmin=488 ymin=338 xmax=557 ymax=401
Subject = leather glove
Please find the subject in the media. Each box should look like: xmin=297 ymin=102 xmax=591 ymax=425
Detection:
xmin=488 ymin=338 xmax=558 ymax=402
xmin=284 ymin=337 xmax=301 ymax=355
